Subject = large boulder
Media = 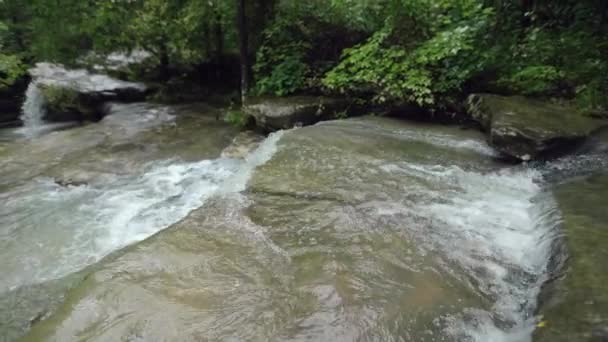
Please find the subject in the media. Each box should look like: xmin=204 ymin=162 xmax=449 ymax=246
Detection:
xmin=243 ymin=96 xmax=353 ymax=132
xmin=467 ymin=94 xmax=607 ymax=161
xmin=0 ymin=75 xmax=29 ymax=125
xmin=0 ymin=101 xmax=20 ymax=127
xmin=31 ymin=63 xmax=149 ymax=122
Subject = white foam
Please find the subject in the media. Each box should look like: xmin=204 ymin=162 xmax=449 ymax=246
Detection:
xmin=379 ymin=162 xmax=560 ymax=341
xmin=20 ymin=82 xmax=46 ymax=129
xmin=394 ymin=129 xmax=499 ymax=157
xmin=0 ymin=131 xmax=285 ymax=292
xmin=17 ymin=81 xmax=69 ymax=138
xmin=329 ymin=118 xmax=498 ymax=157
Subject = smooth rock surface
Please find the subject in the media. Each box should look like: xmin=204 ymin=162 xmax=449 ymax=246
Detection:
xmin=0 ymin=102 xmax=238 ymax=340
xmin=467 ymin=94 xmax=606 ymax=161
xmin=243 ymin=96 xmax=352 ymax=132
xmin=30 ymin=63 xmax=149 ymax=122
xmin=22 ymin=117 xmax=559 ymax=342
xmin=534 ymin=173 xmax=608 ymax=342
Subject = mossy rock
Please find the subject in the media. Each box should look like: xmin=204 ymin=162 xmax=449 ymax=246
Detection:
xmin=534 ymin=174 xmax=608 ymax=342
xmin=38 ymin=84 xmax=99 ymax=122
xmin=243 ymin=96 xmax=356 ymax=132
xmin=467 ymin=94 xmax=607 ymax=161
xmin=28 ymin=63 xmax=150 ymax=123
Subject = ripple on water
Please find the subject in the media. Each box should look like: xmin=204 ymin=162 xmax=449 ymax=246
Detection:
xmin=19 ymin=117 xmax=564 ymax=342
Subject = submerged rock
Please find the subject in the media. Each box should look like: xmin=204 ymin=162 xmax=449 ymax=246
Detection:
xmin=535 ymin=174 xmax=608 ymax=342
xmin=221 ymin=131 xmax=264 ymax=159
xmin=23 ymin=117 xmax=554 ymax=341
xmin=30 ymin=63 xmax=149 ymax=122
xmin=243 ymin=96 xmax=352 ymax=132
xmin=467 ymin=94 xmax=607 ymax=161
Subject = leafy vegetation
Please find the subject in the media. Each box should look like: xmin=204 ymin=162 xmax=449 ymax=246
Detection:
xmin=224 ymin=109 xmax=250 ymax=128
xmin=0 ymin=21 xmax=26 ymax=90
xmin=39 ymin=84 xmax=80 ymax=113
xmin=0 ymin=0 xmax=607 ymax=113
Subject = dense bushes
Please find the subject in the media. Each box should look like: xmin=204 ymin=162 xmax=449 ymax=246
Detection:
xmin=257 ymin=0 xmax=608 ymax=112
xmin=253 ymin=1 xmax=370 ymax=96
xmin=0 ymin=21 xmax=26 ymax=90
xmin=1 ymin=0 xmax=607 ymax=113
xmin=324 ymin=1 xmax=495 ymax=109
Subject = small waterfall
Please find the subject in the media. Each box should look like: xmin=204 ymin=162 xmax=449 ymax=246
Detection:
xmin=21 ymin=82 xmax=46 ymax=128
xmin=19 ymin=82 xmax=47 ymax=136
xmin=0 ymin=129 xmax=285 ymax=291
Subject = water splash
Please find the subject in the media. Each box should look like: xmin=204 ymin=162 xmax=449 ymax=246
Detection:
xmin=19 ymin=82 xmax=47 ymax=136
xmin=0 ymin=130 xmax=285 ymax=292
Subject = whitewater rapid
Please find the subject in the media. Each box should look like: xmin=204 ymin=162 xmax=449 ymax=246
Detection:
xmin=0 ymin=131 xmax=284 ymax=292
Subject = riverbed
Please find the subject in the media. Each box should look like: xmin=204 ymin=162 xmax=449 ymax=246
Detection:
xmin=1 ymin=95 xmax=607 ymax=341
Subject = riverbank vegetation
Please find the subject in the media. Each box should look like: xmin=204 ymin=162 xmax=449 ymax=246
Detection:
xmin=1 ymin=0 xmax=607 ymax=114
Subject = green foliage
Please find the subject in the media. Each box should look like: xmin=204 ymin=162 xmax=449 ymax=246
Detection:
xmin=498 ymin=66 xmax=565 ymax=96
xmin=252 ymin=14 xmax=311 ymax=96
xmin=255 ymin=54 xmax=310 ymax=96
xmin=0 ymin=54 xmax=25 ymax=90
xmin=224 ymin=110 xmax=250 ymax=128
xmin=324 ymin=1 xmax=494 ymax=108
xmin=253 ymin=0 xmax=373 ymax=96
xmin=0 ymin=21 xmax=26 ymax=89
xmin=1 ymin=0 xmax=607 ymax=114
xmin=575 ymin=77 xmax=608 ymax=111
xmin=39 ymin=84 xmax=80 ymax=112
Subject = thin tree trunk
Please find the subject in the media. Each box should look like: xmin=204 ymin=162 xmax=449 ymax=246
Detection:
xmin=159 ymin=42 xmax=170 ymax=82
xmin=237 ymin=0 xmax=249 ymax=104
xmin=214 ymin=14 xmax=224 ymax=82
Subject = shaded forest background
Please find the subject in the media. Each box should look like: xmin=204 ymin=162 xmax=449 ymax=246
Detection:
xmin=1 ymin=0 xmax=607 ymax=114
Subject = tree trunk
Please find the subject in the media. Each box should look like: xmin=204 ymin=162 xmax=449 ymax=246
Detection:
xmin=237 ymin=0 xmax=249 ymax=104
xmin=214 ymin=14 xmax=224 ymax=82
xmin=159 ymin=42 xmax=170 ymax=82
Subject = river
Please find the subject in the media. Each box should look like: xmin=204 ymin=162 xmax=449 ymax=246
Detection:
xmin=1 ymin=80 xmax=607 ymax=341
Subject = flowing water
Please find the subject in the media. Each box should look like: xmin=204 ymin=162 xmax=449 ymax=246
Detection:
xmin=17 ymin=81 xmax=72 ymax=138
xmin=20 ymin=82 xmax=46 ymax=130
xmin=17 ymin=63 xmax=147 ymax=138
xmin=1 ymin=90 xmax=606 ymax=341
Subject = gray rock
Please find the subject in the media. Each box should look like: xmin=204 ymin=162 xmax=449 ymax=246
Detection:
xmin=0 ymin=106 xmax=20 ymax=126
xmin=534 ymin=173 xmax=608 ymax=342
xmin=221 ymin=131 xmax=264 ymax=159
xmin=467 ymin=94 xmax=607 ymax=161
xmin=243 ymin=96 xmax=352 ymax=132
xmin=30 ymin=63 xmax=149 ymax=122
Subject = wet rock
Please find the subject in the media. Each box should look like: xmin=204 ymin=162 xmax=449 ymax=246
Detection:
xmin=0 ymin=101 xmax=20 ymax=121
xmin=466 ymin=94 xmax=607 ymax=161
xmin=221 ymin=131 xmax=264 ymax=159
xmin=24 ymin=118 xmax=503 ymax=341
xmin=30 ymin=63 xmax=149 ymax=122
xmin=586 ymin=109 xmax=608 ymax=120
xmin=0 ymin=110 xmax=20 ymax=128
xmin=0 ymin=76 xmax=28 ymax=124
xmin=0 ymin=91 xmax=23 ymax=127
xmin=534 ymin=174 xmax=608 ymax=342
xmin=54 ymin=177 xmax=89 ymax=188
xmin=243 ymin=96 xmax=352 ymax=132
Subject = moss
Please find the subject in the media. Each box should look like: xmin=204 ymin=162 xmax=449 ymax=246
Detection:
xmin=223 ymin=109 xmax=252 ymax=128
xmin=39 ymin=84 xmax=81 ymax=113
xmin=535 ymin=174 xmax=608 ymax=342
xmin=470 ymin=94 xmax=602 ymax=137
